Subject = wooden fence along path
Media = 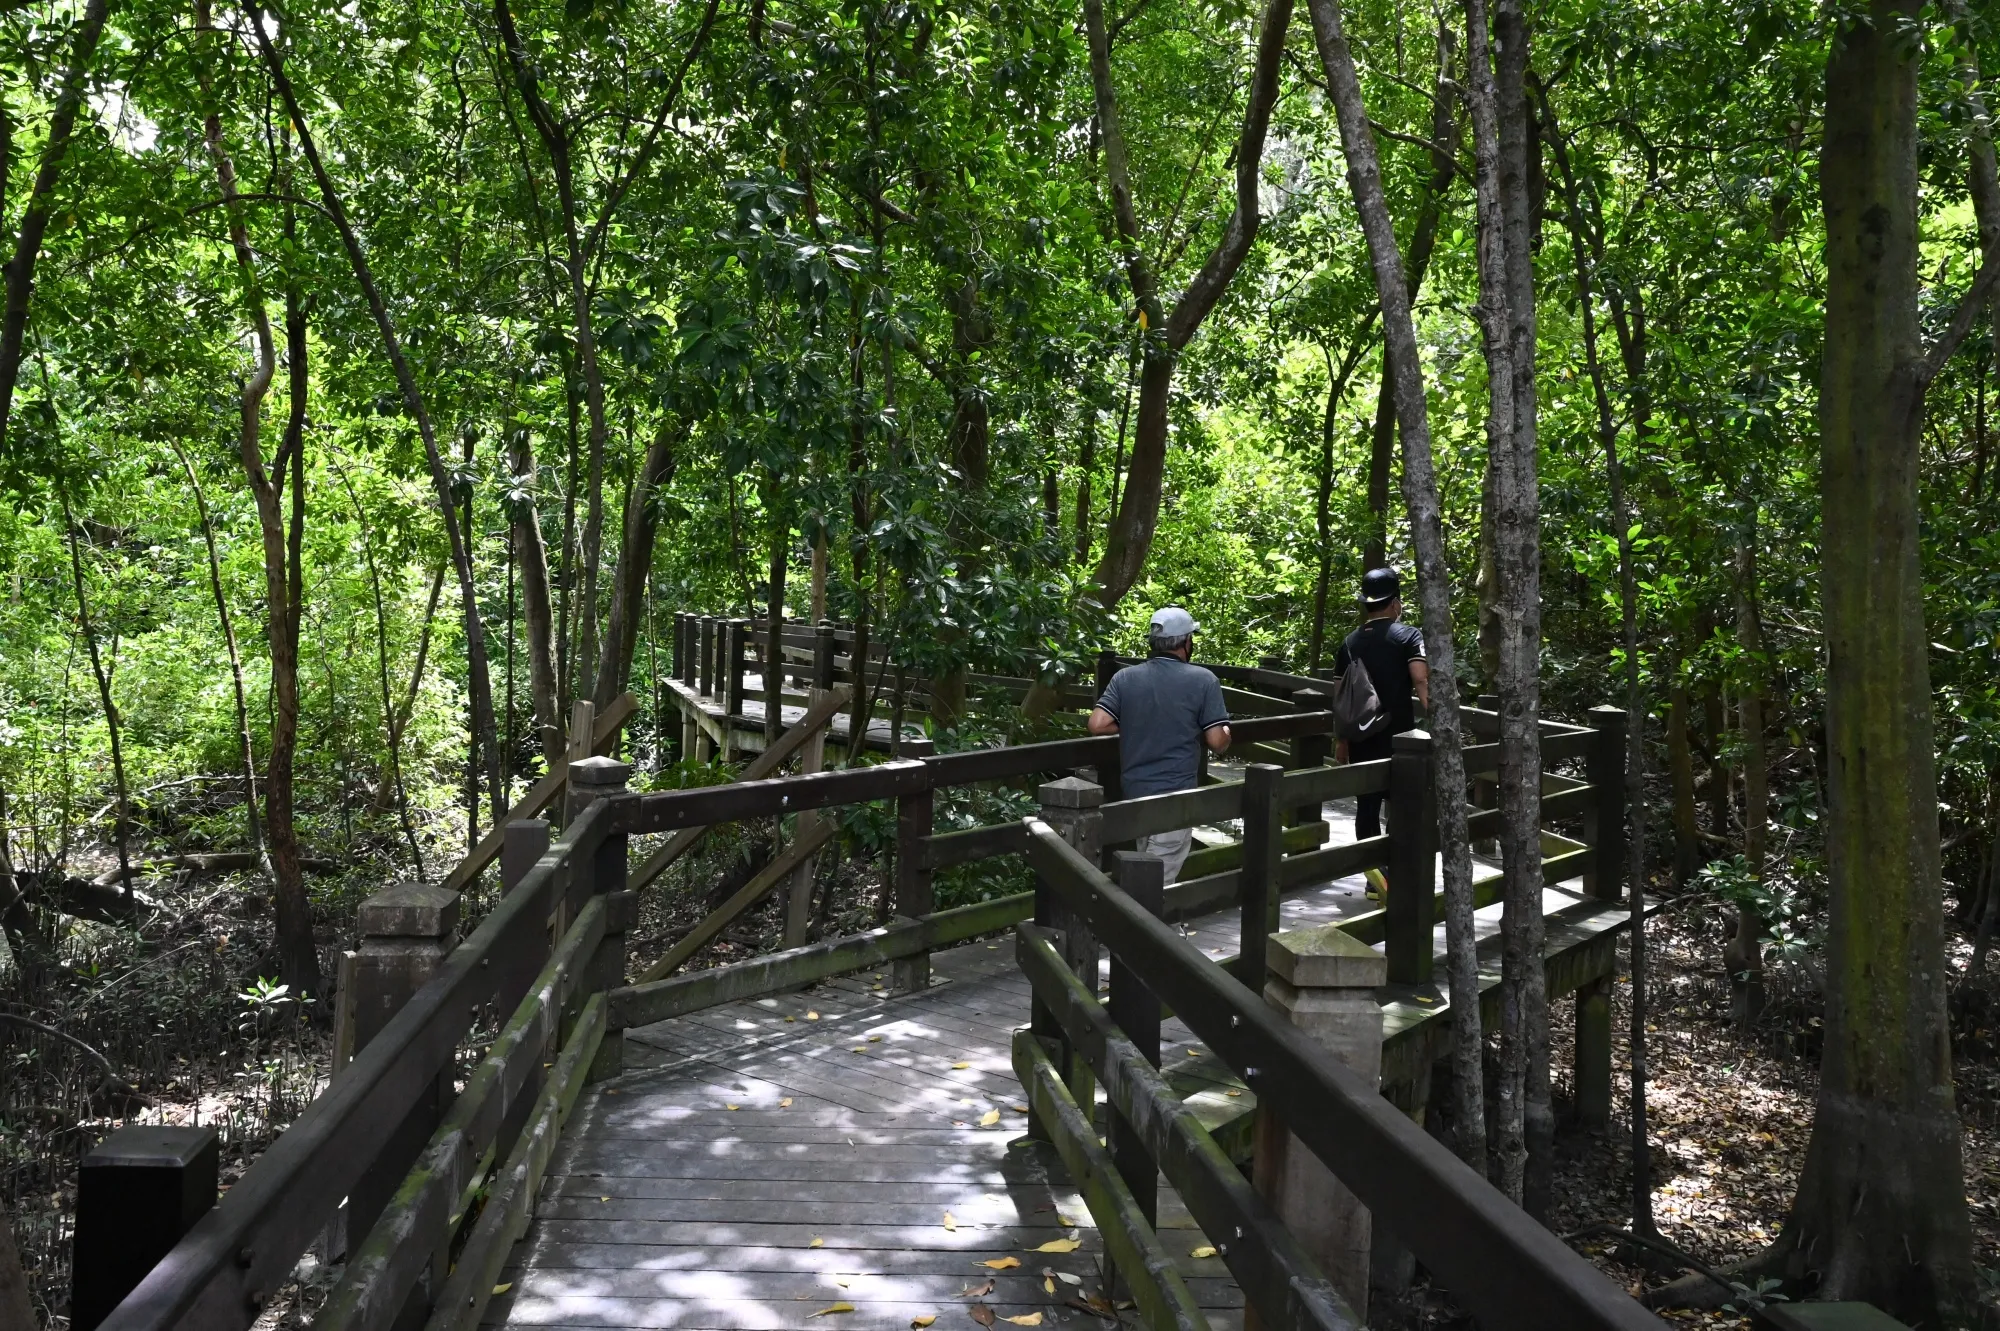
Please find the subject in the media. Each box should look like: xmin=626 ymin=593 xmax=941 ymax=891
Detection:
xmin=86 ymin=621 xmax=1664 ymax=1331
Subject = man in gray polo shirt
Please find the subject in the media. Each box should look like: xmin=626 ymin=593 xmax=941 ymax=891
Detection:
xmin=1086 ymin=607 xmax=1233 ymax=882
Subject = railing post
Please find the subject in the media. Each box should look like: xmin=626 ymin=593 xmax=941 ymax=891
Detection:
xmin=892 ymin=739 xmax=938 ymax=993
xmin=1038 ymin=777 xmax=1103 ymax=1111
xmin=497 ymin=819 xmax=552 ymax=1012
xmin=1385 ymin=730 xmax=1436 ymax=986
xmin=1574 ymin=975 xmax=1612 ymax=1131
xmin=1107 ymin=851 xmax=1164 ymax=1227
xmin=671 ymin=611 xmax=688 ymax=683
xmin=784 ymin=679 xmax=834 ymax=949
xmin=71 ymin=1127 xmax=218 ymax=1331
xmin=724 ymin=618 xmax=750 ymax=759
xmin=1472 ymin=694 xmax=1500 ymax=856
xmin=698 ymin=615 xmax=717 ymax=698
xmin=1288 ymin=688 xmax=1331 ymax=829
xmin=1234 ymin=762 xmax=1285 ymax=985
xmin=1254 ymin=923 xmax=1387 ymax=1321
xmin=569 ymin=756 xmax=632 ymax=1081
xmin=345 ymin=882 xmax=460 ymax=1260
xmin=1584 ymin=705 xmax=1628 ymax=901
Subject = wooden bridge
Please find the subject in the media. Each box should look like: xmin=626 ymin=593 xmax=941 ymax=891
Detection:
xmin=81 ymin=628 xmax=1663 ymax=1331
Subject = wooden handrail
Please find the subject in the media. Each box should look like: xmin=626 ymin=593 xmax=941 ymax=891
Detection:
xmin=1022 ymin=822 xmax=1664 ymax=1331
xmin=98 ymin=799 xmax=621 ymax=1331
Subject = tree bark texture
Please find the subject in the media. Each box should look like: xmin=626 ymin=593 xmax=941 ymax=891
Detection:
xmin=1774 ymin=3 xmax=1978 ymax=1317
xmin=1305 ymin=0 xmax=1485 ymax=1178
xmin=1729 ymin=526 xmax=1770 ymax=1027
xmin=593 ymin=421 xmax=679 ymax=708
xmin=509 ymin=426 xmax=565 ymax=772
xmin=0 ymin=0 xmax=111 ymax=452
xmin=1084 ymin=0 xmax=1292 ymax=611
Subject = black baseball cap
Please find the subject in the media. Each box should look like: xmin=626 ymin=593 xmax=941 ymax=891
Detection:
xmin=1360 ymin=567 xmax=1401 ymax=607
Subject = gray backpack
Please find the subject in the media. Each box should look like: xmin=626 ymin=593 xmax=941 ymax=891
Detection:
xmin=1333 ymin=644 xmax=1387 ymax=742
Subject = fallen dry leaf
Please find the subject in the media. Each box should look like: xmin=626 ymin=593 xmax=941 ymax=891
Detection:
xmin=600 ymin=1196 xmax=611 ymax=1202
xmin=810 ymin=1237 xmax=826 ymax=1248
xmin=726 ymin=1103 xmax=741 ymax=1110
xmin=960 ymin=1279 xmax=995 ymax=1297
xmin=492 ymin=1283 xmax=512 ymax=1295
xmin=943 ymin=1211 xmax=958 ymax=1231
xmin=1056 ymin=1273 xmax=1082 ymax=1286
xmin=952 ymin=1061 xmax=971 ymax=1069
xmin=807 ymin=1011 xmax=821 ymax=1020
xmin=809 ymin=1303 xmax=855 ymax=1317
xmin=780 ymin=1098 xmax=793 ymax=1108
xmin=1042 ymin=1276 xmax=1055 ymax=1295
xmin=835 ymin=1278 xmax=850 ymax=1288
xmin=1010 ymin=1104 xmax=1029 ymax=1113
xmin=979 ymin=1109 xmax=1001 ymax=1127
xmin=1003 ymin=1314 xmax=1043 ymax=1326
xmin=1055 ymin=1213 xmax=1076 ymax=1227
xmin=869 ymin=1035 xmax=883 ymax=1042
xmin=853 ymin=1046 xmax=867 ymax=1053
xmin=913 ymin=1319 xmax=937 ymax=1328
xmin=969 ymin=1303 xmax=997 ymax=1327
xmin=786 ymin=1015 xmax=797 ymax=1023
xmin=1066 ymin=1297 xmax=1116 ymax=1322
xmin=978 ymin=1257 xmax=1020 ymax=1270
xmin=1190 ymin=1245 xmax=1217 ymax=1259
xmin=1034 ymin=1238 xmax=1080 ymax=1253
xmin=1225 ymin=1090 xmax=1242 ymax=1098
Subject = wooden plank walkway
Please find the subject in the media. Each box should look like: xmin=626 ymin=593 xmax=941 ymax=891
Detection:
xmin=487 ymin=798 xmax=1608 ymax=1331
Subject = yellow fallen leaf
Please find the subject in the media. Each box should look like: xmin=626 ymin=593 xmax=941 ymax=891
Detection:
xmin=786 ymin=1015 xmax=797 ymax=1022
xmin=853 ymin=1047 xmax=867 ymax=1053
xmin=807 ymin=1011 xmax=821 ymax=1020
xmin=781 ymin=1098 xmax=794 ymax=1108
xmin=1042 ymin=1276 xmax=1055 ymax=1295
xmin=1415 ymin=996 xmax=1436 ymax=1004
xmin=1056 ymin=1214 xmax=1076 ymax=1226
xmin=1225 ymin=1090 xmax=1242 ymax=1098
xmin=492 ymin=1283 xmax=512 ymax=1295
xmin=979 ymin=1109 xmax=1001 ymax=1127
xmin=952 ymin=1061 xmax=971 ymax=1069
xmin=810 ymin=1303 xmax=855 ymax=1317
xmin=810 ymin=1237 xmax=826 ymax=1248
xmin=913 ymin=1319 xmax=937 ymax=1328
xmin=869 ymin=1035 xmax=882 ymax=1042
xmin=979 ymin=1257 xmax=1021 ymax=1270
xmin=943 ymin=1211 xmax=958 ymax=1231
xmin=1035 ymin=1238 xmax=1080 ymax=1253
xmin=1010 ymin=1105 xmax=1029 ymax=1113
xmin=600 ymin=1196 xmax=611 ymax=1202
xmin=726 ymin=1103 xmax=740 ymax=1110
xmin=1003 ymin=1315 xmax=1043 ymax=1326
xmin=1190 ymin=1245 xmax=1217 ymax=1259
xmin=835 ymin=1278 xmax=850 ymax=1288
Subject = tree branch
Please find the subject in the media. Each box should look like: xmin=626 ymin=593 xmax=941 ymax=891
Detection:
xmin=1919 ymin=245 xmax=2000 ymax=387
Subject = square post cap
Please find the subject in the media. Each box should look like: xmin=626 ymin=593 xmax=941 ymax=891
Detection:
xmin=84 ymin=1124 xmax=218 ymax=1170
xmin=358 ymin=881 xmax=459 ymax=939
xmin=569 ymin=755 xmax=632 ymax=789
xmin=1267 ymin=924 xmax=1388 ymax=988
xmin=1391 ymin=728 xmax=1433 ymax=753
xmin=1038 ymin=776 xmax=1104 ymax=809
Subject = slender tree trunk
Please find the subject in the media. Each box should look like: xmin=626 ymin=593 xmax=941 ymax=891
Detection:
xmin=810 ymin=527 xmax=829 ymax=622
xmin=1766 ymin=3 xmax=1979 ymax=1316
xmin=1074 ymin=407 xmax=1097 ymax=566
xmin=765 ymin=504 xmax=790 ymax=746
xmin=199 ymin=28 xmax=320 ymax=996
xmin=1082 ymin=0 xmax=1292 ymax=611
xmin=251 ymin=9 xmax=505 ymax=828
xmin=61 ymin=502 xmax=132 ymax=899
xmin=1305 ymin=0 xmax=1485 ymax=1177
xmin=593 ymin=421 xmax=679 ymax=708
xmin=173 ymin=444 xmax=264 ymax=862
xmin=0 ymin=1198 xmax=32 ymax=1331
xmin=1730 ymin=525 xmax=1770 ymax=1027
xmin=508 ymin=427 xmax=564 ymax=771
xmin=0 ymin=0 xmax=111 ymax=452
xmin=1310 ymin=323 xmax=1377 ymax=669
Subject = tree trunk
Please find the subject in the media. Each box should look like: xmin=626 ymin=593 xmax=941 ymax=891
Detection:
xmin=0 ymin=1197 xmax=32 ymax=1331
xmin=0 ymin=0 xmax=111 ymax=452
xmin=1304 ymin=0 xmax=1485 ymax=1178
xmin=1729 ymin=526 xmax=1770 ymax=1027
xmin=1074 ymin=406 xmax=1097 ymax=566
xmin=764 ymin=507 xmax=790 ymax=747
xmin=1767 ymin=4 xmax=1979 ymax=1316
xmin=1310 ymin=322 xmax=1378 ymax=670
xmin=1668 ymin=673 xmax=1700 ymax=883
xmin=1083 ymin=0 xmax=1292 ymax=611
xmin=61 ymin=505 xmax=132 ymax=899
xmin=509 ymin=426 xmax=564 ymax=772
xmin=199 ymin=33 xmax=321 ymax=997
xmin=593 ymin=421 xmax=679 ymax=708
xmin=251 ymin=9 xmax=505 ymax=828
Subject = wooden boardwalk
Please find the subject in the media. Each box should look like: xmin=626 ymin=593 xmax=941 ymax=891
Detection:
xmin=487 ymin=798 xmax=1601 ymax=1331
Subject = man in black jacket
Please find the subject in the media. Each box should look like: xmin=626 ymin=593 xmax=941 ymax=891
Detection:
xmin=1334 ymin=568 xmax=1430 ymax=840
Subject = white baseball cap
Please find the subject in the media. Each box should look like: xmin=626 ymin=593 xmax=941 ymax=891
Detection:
xmin=1148 ymin=606 xmax=1200 ymax=639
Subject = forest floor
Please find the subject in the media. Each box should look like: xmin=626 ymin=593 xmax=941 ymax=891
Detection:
xmin=6 ymin=841 xmax=1998 ymax=1329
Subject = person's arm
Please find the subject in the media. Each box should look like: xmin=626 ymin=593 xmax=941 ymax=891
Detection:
xmin=1088 ymin=706 xmax=1119 ymax=735
xmin=1198 ymin=674 xmax=1231 ymax=753
xmin=1203 ymin=720 xmax=1232 ymax=753
xmin=1410 ymin=659 xmax=1431 ymax=713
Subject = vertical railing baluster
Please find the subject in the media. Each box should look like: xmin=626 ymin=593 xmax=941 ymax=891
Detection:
xmin=1385 ymin=730 xmax=1437 ymax=986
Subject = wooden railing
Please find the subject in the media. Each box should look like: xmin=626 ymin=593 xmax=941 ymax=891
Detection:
xmin=95 ymin=631 xmax=1635 ymax=1331
xmin=1017 ymin=821 xmax=1665 ymax=1331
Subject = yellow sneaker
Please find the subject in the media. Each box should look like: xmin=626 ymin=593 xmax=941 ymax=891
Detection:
xmin=1364 ymin=868 xmax=1389 ymax=901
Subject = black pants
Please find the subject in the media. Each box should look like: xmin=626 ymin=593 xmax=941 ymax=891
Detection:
xmin=1349 ymin=733 xmax=1395 ymax=840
